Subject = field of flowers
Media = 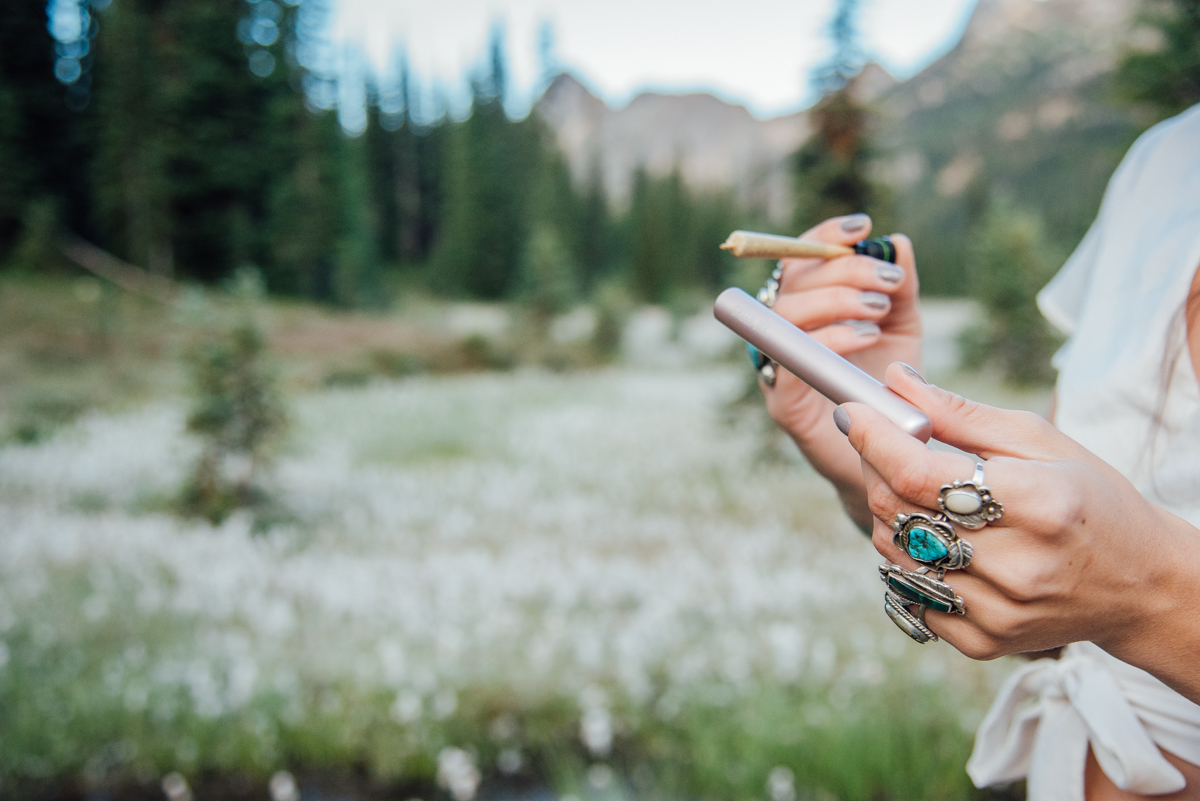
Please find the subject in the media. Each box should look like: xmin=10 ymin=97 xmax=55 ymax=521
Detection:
xmin=0 ymin=293 xmax=1030 ymax=800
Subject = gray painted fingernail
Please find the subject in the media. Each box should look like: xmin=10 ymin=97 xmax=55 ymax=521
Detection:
xmin=843 ymin=319 xmax=881 ymax=337
xmin=833 ymin=406 xmax=851 ymax=436
xmin=861 ymin=291 xmax=890 ymax=310
xmin=841 ymin=214 xmax=870 ymax=232
xmin=876 ymin=263 xmax=904 ymax=283
xmin=901 ymin=362 xmax=928 ymax=383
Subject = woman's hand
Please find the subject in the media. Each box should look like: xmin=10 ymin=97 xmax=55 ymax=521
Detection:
xmin=762 ymin=214 xmax=923 ymax=529
xmin=839 ymin=363 xmax=1200 ymax=703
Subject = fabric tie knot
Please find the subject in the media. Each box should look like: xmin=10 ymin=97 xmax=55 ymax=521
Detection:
xmin=967 ymin=643 xmax=1195 ymax=801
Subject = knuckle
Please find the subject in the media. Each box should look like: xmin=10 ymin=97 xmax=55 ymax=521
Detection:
xmin=940 ymin=391 xmax=995 ymax=430
xmin=1037 ymin=484 xmax=1083 ymax=535
xmin=952 ymin=629 xmax=1005 ymax=661
xmin=971 ymin=603 xmax=1025 ymax=641
xmin=996 ymin=574 xmax=1044 ymax=604
xmin=889 ymin=461 xmax=937 ymax=503
xmin=865 ymin=484 xmax=900 ymax=522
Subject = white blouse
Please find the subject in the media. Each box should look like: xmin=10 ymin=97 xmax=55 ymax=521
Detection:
xmin=965 ymin=103 xmax=1200 ymax=800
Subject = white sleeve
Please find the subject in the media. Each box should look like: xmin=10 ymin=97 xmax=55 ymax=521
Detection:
xmin=1037 ymin=220 xmax=1100 ymax=338
xmin=1035 ymin=112 xmax=1184 ymax=360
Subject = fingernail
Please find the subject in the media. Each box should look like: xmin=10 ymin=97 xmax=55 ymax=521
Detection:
xmin=876 ymin=263 xmax=903 ymax=284
xmin=833 ymin=406 xmax=851 ymax=436
xmin=841 ymin=214 xmax=869 ymax=233
xmin=842 ymin=319 xmax=881 ymax=337
xmin=861 ymin=291 xmax=890 ymax=310
xmin=900 ymin=362 xmax=928 ymax=384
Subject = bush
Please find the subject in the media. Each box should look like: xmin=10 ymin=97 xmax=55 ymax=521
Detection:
xmin=958 ymin=203 xmax=1062 ymax=385
xmin=177 ymin=321 xmax=289 ymax=525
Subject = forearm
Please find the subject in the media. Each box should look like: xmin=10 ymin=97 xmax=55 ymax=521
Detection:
xmin=786 ymin=426 xmax=873 ymax=534
xmin=1103 ymin=508 xmax=1200 ymax=704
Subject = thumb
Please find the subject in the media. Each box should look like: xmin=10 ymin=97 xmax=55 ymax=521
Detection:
xmin=883 ymin=363 xmax=1061 ymax=460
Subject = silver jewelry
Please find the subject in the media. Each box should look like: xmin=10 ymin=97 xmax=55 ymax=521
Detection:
xmin=756 ymin=263 xmax=783 ymax=308
xmin=892 ymin=512 xmax=972 ymax=571
xmin=879 ymin=563 xmax=966 ymax=616
xmin=750 ymin=263 xmax=784 ymax=385
xmin=884 ymin=590 xmax=938 ymax=643
xmin=937 ymin=462 xmax=1003 ymax=529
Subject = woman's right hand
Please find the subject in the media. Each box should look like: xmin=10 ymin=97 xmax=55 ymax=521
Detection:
xmin=761 ymin=214 xmax=923 ymax=529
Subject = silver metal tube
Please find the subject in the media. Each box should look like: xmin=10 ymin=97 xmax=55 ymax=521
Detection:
xmin=714 ymin=287 xmax=933 ymax=442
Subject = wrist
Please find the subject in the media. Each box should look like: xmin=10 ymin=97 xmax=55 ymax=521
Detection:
xmin=784 ymin=427 xmax=871 ymax=530
xmin=1100 ymin=506 xmax=1200 ymax=704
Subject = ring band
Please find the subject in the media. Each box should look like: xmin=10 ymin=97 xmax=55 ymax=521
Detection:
xmin=748 ymin=264 xmax=785 ymax=385
xmin=880 ymin=563 xmax=966 ymax=616
xmin=884 ymin=591 xmax=938 ymax=643
xmin=937 ymin=462 xmax=1004 ymax=529
xmin=892 ymin=512 xmax=973 ymax=571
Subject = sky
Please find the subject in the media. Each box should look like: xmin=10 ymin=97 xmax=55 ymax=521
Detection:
xmin=328 ymin=0 xmax=981 ymax=123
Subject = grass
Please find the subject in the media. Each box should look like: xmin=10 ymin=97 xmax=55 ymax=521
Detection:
xmin=0 ymin=275 xmax=1038 ymax=801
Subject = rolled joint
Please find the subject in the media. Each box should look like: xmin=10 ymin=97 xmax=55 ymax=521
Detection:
xmin=720 ymin=230 xmax=856 ymax=260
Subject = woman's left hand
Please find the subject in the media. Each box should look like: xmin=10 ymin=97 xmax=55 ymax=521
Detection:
xmin=838 ymin=363 xmax=1200 ymax=702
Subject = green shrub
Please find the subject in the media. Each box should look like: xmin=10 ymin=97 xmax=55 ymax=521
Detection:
xmin=959 ymin=203 xmax=1063 ymax=385
xmin=177 ymin=321 xmax=288 ymax=525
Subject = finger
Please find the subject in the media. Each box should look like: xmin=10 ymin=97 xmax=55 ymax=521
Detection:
xmin=772 ymin=287 xmax=891 ymax=331
xmin=808 ymin=321 xmax=883 ymax=355
xmin=777 ymin=215 xmax=879 ymax=285
xmin=798 ymin=213 xmax=874 ymax=245
xmin=882 ymin=363 xmax=1068 ymax=461
xmin=922 ymin=573 xmax=1065 ymax=659
xmin=883 ymin=234 xmax=921 ymax=336
xmin=840 ymin=401 xmax=977 ymax=511
xmin=869 ymin=507 xmax=911 ymax=567
xmin=780 ymin=254 xmax=906 ymax=295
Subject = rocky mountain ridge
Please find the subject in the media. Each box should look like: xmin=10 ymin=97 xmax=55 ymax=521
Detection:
xmin=535 ymin=0 xmax=1143 ymax=233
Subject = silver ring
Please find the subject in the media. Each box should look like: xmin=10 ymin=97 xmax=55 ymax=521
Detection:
xmin=879 ymin=563 xmax=966 ymax=616
xmin=937 ymin=461 xmax=1004 ymax=530
xmin=892 ymin=512 xmax=973 ymax=571
xmin=884 ymin=591 xmax=938 ymax=643
xmin=756 ymin=263 xmax=783 ymax=308
xmin=751 ymin=263 xmax=784 ymax=385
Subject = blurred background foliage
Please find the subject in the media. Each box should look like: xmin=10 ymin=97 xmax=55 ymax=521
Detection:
xmin=1 ymin=0 xmax=1195 ymax=312
xmin=0 ymin=0 xmax=749 ymax=309
xmin=1 ymin=0 xmax=1200 ymax=799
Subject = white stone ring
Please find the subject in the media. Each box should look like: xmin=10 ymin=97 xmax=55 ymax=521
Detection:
xmin=937 ymin=462 xmax=1004 ymax=530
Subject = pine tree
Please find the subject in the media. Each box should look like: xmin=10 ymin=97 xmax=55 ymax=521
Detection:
xmin=431 ymin=29 xmax=539 ymax=298
xmin=0 ymin=0 xmax=95 ymax=265
xmin=90 ymin=0 xmax=169 ymax=272
xmin=791 ymin=0 xmax=883 ymax=230
xmin=959 ymin=202 xmax=1062 ymax=385
xmin=576 ymin=162 xmax=613 ymax=292
xmin=628 ymin=167 xmax=691 ymax=303
xmin=264 ymin=107 xmax=343 ymax=297
xmin=91 ymin=0 xmax=315 ymax=282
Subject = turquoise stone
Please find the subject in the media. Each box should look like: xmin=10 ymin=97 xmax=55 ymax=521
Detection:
xmin=906 ymin=526 xmax=949 ymax=563
xmin=886 ymin=576 xmax=953 ymax=614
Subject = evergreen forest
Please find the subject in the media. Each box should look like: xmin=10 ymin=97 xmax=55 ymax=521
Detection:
xmin=0 ymin=0 xmax=746 ymax=309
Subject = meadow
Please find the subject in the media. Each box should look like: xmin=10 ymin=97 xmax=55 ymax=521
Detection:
xmin=0 ymin=277 xmax=1047 ymax=801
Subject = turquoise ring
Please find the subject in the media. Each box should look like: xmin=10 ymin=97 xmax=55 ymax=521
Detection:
xmin=892 ymin=512 xmax=972 ymax=571
xmin=880 ymin=563 xmax=966 ymax=616
xmin=880 ymin=563 xmax=966 ymax=644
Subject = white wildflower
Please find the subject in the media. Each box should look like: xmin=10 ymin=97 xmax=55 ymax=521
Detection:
xmin=161 ymin=773 xmax=192 ymax=801
xmin=269 ymin=770 xmax=299 ymax=801
xmin=766 ymin=766 xmax=795 ymax=801
xmin=437 ymin=747 xmax=480 ymax=801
